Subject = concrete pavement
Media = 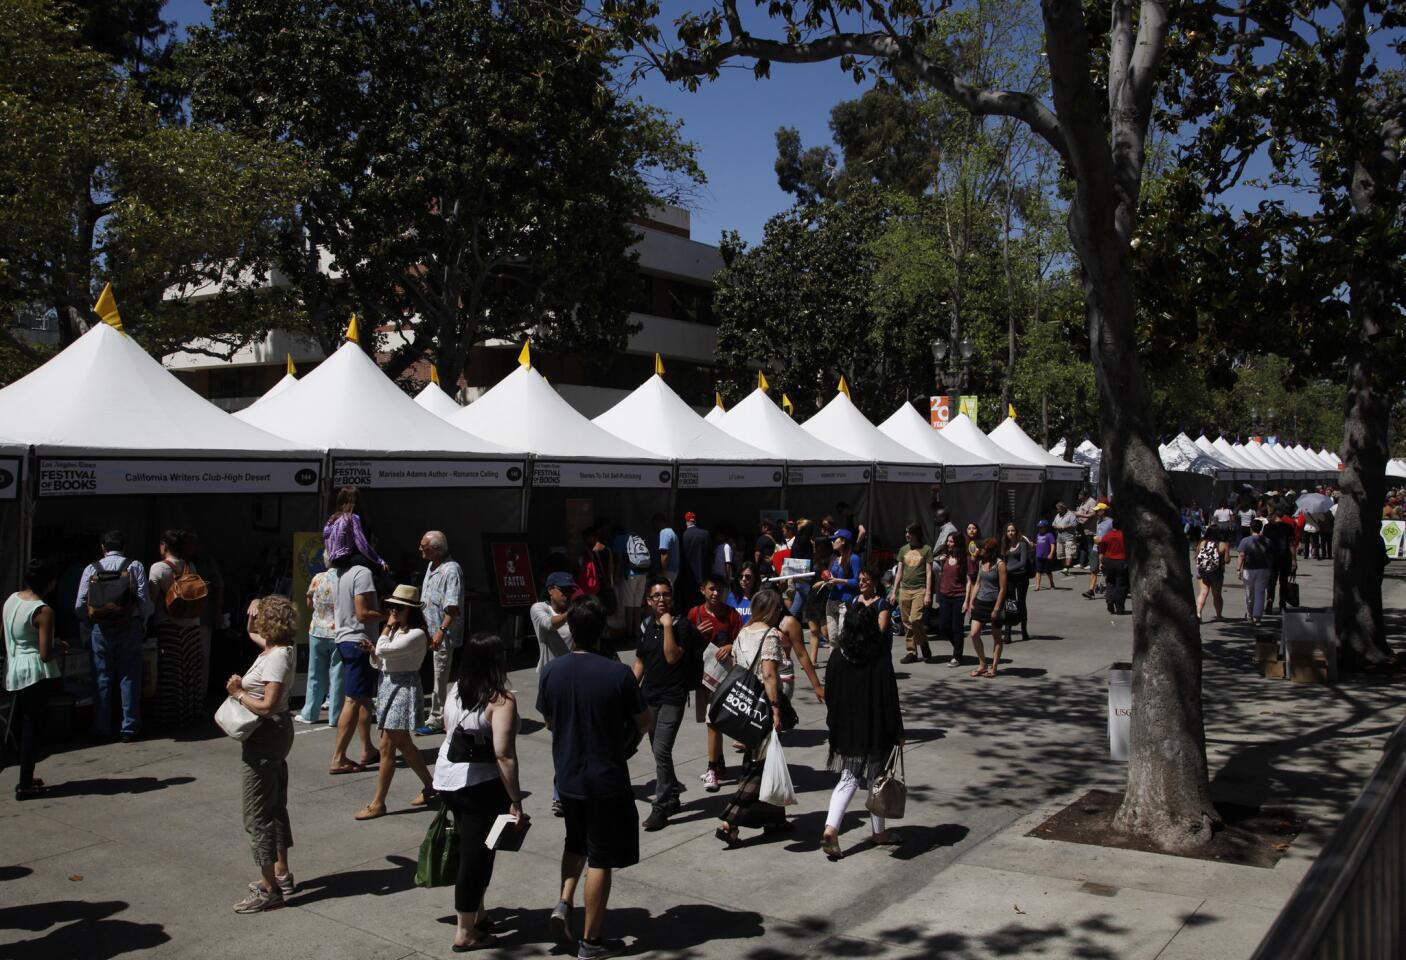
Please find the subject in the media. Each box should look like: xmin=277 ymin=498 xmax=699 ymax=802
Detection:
xmin=1 ymin=557 xmax=1402 ymax=959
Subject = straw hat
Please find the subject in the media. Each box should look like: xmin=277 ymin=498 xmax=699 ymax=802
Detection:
xmin=384 ymin=584 xmax=424 ymax=608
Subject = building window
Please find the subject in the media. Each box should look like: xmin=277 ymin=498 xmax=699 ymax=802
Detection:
xmin=631 ymin=273 xmax=716 ymax=325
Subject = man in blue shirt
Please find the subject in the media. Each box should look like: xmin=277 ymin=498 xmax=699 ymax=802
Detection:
xmin=820 ymin=528 xmax=861 ymax=644
xmin=538 ymin=597 xmax=651 ymax=959
xmin=75 ymin=530 xmax=151 ymax=742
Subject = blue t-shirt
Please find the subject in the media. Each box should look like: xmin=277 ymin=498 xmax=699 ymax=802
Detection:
xmin=726 ymin=591 xmax=754 ymax=625
xmin=536 ymin=653 xmax=646 ymax=800
xmin=654 ymin=527 xmax=680 ymax=574
xmin=828 ymin=553 xmax=862 ymax=604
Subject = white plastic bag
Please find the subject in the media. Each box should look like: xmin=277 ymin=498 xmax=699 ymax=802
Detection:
xmin=759 ymin=730 xmax=797 ymax=806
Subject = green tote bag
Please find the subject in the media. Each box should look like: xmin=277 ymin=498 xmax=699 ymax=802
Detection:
xmin=414 ymin=806 xmax=459 ymax=888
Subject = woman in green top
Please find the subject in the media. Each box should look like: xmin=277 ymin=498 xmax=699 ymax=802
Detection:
xmin=5 ymin=560 xmax=68 ymax=799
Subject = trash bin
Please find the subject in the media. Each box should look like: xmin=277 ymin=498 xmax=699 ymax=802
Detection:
xmin=1283 ymin=607 xmax=1337 ymax=683
xmin=1108 ymin=662 xmax=1132 ymax=762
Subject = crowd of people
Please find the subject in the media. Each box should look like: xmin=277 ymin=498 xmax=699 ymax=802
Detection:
xmin=0 ymin=479 xmax=1368 ymax=957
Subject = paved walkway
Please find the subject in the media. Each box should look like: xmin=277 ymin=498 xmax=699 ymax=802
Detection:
xmin=1 ymin=558 xmax=1402 ymax=959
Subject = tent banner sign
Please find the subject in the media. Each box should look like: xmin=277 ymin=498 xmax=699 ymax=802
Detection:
xmin=0 ymin=457 xmax=19 ymax=501
xmin=875 ymin=464 xmax=943 ymax=485
xmin=1044 ymin=464 xmax=1085 ymax=482
xmin=786 ymin=464 xmax=871 ymax=486
xmin=38 ymin=458 xmax=321 ymax=497
xmin=332 ymin=458 xmax=524 ymax=489
xmin=533 ymin=461 xmax=671 ymax=489
xmin=1001 ymin=467 xmax=1044 ymax=484
xmin=945 ymin=465 xmax=999 ymax=483
xmin=1382 ymin=520 xmax=1406 ymax=560
xmin=677 ymin=464 xmax=783 ymax=489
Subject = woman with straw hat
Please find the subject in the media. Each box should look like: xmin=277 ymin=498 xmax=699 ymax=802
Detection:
xmin=356 ymin=585 xmax=437 ymax=820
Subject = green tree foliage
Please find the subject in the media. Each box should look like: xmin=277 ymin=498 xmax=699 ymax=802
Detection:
xmin=0 ymin=0 xmax=309 ymax=374
xmin=187 ymin=0 xmax=702 ymax=392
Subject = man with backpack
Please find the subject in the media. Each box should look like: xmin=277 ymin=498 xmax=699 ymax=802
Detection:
xmin=76 ymin=530 xmax=151 ymax=742
xmin=617 ymin=526 xmax=652 ymax=638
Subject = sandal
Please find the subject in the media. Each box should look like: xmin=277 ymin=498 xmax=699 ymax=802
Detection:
xmin=982 ymin=669 xmax=998 ymax=678
xmin=411 ymin=788 xmax=436 ymax=807
xmin=762 ymin=820 xmax=794 ymax=836
xmin=969 ymin=668 xmax=986 ymax=678
xmin=14 ymin=784 xmax=45 ymax=801
xmin=328 ymin=762 xmax=365 ymax=775
xmin=359 ymin=751 xmax=381 ymax=767
xmin=354 ymin=803 xmax=387 ymax=821
xmin=821 ymin=832 xmax=842 ymax=861
xmin=714 ymin=826 xmax=739 ymax=848
xmin=452 ymin=934 xmax=500 ymax=952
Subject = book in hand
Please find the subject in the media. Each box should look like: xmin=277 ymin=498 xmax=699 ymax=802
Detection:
xmin=485 ymin=813 xmax=531 ymax=852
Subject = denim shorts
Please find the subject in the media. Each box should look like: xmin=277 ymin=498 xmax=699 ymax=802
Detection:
xmin=337 ymin=641 xmax=376 ymax=701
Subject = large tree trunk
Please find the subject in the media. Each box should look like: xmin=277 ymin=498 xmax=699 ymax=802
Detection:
xmin=1332 ymin=281 xmax=1393 ymax=667
xmin=1071 ymin=207 xmax=1219 ymax=852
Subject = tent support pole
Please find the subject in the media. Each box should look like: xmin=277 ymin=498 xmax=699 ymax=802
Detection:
xmin=516 ymin=456 xmax=533 ymax=656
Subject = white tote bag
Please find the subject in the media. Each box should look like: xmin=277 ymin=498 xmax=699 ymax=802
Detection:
xmin=214 ymin=696 xmax=262 ymax=741
xmin=759 ymin=730 xmax=797 ymax=806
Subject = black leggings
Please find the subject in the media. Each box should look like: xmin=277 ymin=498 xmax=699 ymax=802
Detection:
xmin=932 ymin=595 xmax=966 ymax=659
xmin=442 ymin=778 xmax=512 ymax=913
xmin=12 ymin=680 xmax=53 ymax=789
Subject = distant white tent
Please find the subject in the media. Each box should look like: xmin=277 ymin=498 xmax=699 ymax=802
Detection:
xmin=450 ymin=364 xmax=659 ymax=463
xmin=802 ymin=392 xmax=930 ymax=465
xmin=1387 ymin=459 xmax=1406 ymax=480
xmin=704 ymin=404 xmax=727 ymax=425
xmin=875 ymin=403 xmax=999 ymax=537
xmin=414 ymin=383 xmax=463 ymax=420
xmin=939 ymin=414 xmax=1041 ymax=470
xmin=938 ymin=413 xmax=1043 ymax=534
xmin=244 ymin=372 xmax=298 ymax=411
xmin=715 ymin=389 xmax=860 ymax=465
xmin=988 ymin=418 xmax=1085 ymax=481
xmin=1161 ymin=433 xmax=1232 ymax=478
xmin=1049 ymin=439 xmax=1066 ymax=458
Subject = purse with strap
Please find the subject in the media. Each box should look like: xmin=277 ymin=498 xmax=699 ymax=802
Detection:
xmin=164 ymin=559 xmax=209 ymax=619
xmin=865 ymin=744 xmax=907 ymax=819
xmin=214 ymin=696 xmax=261 ymax=741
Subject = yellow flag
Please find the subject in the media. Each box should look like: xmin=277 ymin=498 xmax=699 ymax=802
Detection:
xmin=654 ymin=353 xmax=665 ymax=377
xmin=518 ymin=340 xmax=531 ymax=368
xmin=715 ymin=391 xmax=724 ymax=411
xmin=838 ymin=375 xmax=851 ymax=399
xmin=286 ymin=354 xmax=296 ymax=376
xmin=346 ymin=313 xmax=361 ymax=343
xmin=430 ymin=364 xmax=440 ymax=385
xmin=758 ymin=370 xmax=769 ymax=392
xmin=782 ymin=393 xmax=795 ymax=415
xmin=93 ymin=282 xmax=122 ymax=332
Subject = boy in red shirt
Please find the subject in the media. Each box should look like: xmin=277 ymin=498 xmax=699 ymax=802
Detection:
xmin=688 ymin=572 xmax=742 ymax=791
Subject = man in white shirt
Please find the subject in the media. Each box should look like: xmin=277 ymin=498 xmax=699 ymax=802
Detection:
xmin=531 ymin=572 xmax=575 ymax=675
xmin=416 ymin=530 xmax=464 ymax=736
xmin=1052 ymin=503 xmax=1079 ymax=576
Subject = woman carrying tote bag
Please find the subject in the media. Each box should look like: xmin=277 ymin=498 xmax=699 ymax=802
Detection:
xmin=820 ymin=603 xmax=904 ymax=861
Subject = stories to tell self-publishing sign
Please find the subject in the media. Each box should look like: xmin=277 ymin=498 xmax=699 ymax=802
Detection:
xmin=38 ymin=458 xmax=321 ymax=497
xmin=677 ymin=464 xmax=783 ymax=489
xmin=0 ymin=457 xmax=19 ymax=501
xmin=532 ymin=461 xmax=671 ymax=489
xmin=331 ymin=458 xmax=523 ymax=489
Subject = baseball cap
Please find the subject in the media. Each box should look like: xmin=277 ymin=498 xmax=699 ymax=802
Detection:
xmin=1095 ymin=503 xmax=1109 ymax=511
xmin=832 ymin=528 xmax=854 ymax=542
xmin=545 ymin=572 xmax=576 ymax=591
xmin=684 ymin=511 xmax=697 ymax=523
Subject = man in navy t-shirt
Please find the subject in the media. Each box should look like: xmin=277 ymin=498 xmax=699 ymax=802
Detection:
xmin=537 ymin=596 xmax=651 ymax=959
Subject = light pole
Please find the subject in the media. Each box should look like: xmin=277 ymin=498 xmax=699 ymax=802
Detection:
xmin=931 ymin=336 xmax=974 ymax=422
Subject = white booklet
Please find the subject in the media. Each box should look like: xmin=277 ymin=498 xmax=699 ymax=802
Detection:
xmin=485 ymin=813 xmax=530 ymax=852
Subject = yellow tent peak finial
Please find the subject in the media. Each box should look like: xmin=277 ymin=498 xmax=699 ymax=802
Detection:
xmin=430 ymin=364 xmax=440 ymax=385
xmin=1008 ymin=403 xmax=1017 ymax=420
xmin=758 ymin=370 xmax=769 ymax=392
xmin=345 ymin=313 xmax=361 ymax=343
xmin=838 ymin=375 xmax=850 ymax=399
xmin=286 ymin=354 xmax=296 ymax=376
xmin=518 ymin=340 xmax=531 ymax=368
xmin=782 ymin=393 xmax=795 ymax=415
xmin=93 ymin=282 xmax=123 ymax=333
xmin=654 ymin=353 xmax=665 ymax=377
xmin=715 ymin=391 xmax=724 ymax=411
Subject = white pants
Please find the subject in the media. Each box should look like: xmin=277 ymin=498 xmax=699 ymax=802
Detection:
xmin=826 ymin=765 xmax=885 ymax=834
xmin=1243 ymin=568 xmax=1271 ymax=620
xmin=425 ymin=642 xmax=453 ymax=727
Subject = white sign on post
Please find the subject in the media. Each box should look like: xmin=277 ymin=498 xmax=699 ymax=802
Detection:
xmin=331 ymin=458 xmax=524 ymax=489
xmin=38 ymin=458 xmax=321 ymax=497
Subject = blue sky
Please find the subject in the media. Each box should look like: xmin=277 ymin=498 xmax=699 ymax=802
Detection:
xmin=164 ymin=0 xmax=870 ymax=248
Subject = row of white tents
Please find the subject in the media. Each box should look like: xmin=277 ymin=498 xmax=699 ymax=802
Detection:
xmin=0 ymin=324 xmax=1094 ymax=595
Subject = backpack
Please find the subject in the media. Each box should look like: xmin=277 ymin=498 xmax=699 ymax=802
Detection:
xmin=88 ymin=559 xmax=136 ymax=622
xmin=164 ymin=560 xmax=208 ymax=620
xmin=1196 ymin=540 xmax=1222 ymax=574
xmin=625 ymin=533 xmax=651 ymax=573
xmin=579 ymin=554 xmax=602 ymax=594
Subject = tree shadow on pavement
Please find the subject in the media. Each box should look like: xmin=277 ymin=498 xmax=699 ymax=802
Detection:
xmin=476 ymin=902 xmax=767 ymax=958
xmin=291 ymin=854 xmax=416 ymax=906
xmin=0 ymin=899 xmax=169 ymax=959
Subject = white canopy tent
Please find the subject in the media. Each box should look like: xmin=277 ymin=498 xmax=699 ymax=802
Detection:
xmin=1250 ymin=440 xmax=1308 ymax=479
xmin=1279 ymin=443 xmax=1334 ymax=476
xmin=243 ymin=372 xmax=298 ymax=412
xmin=0 ymin=323 xmax=324 ymax=619
xmin=803 ymin=392 xmax=943 ymax=547
xmin=238 ymin=341 xmax=527 ymax=586
xmin=1317 ymin=448 xmax=1343 ymax=469
xmin=1160 ymin=433 xmax=1235 ymax=509
xmin=1049 ymin=439 xmax=1066 ymax=457
xmin=990 ymin=417 xmax=1086 ymax=531
xmin=1386 ymin=459 xmax=1406 ymax=480
xmin=1232 ymin=441 xmax=1282 ymax=478
xmin=0 ymin=438 xmax=26 ymax=591
xmin=1072 ymin=440 xmax=1103 ymax=491
xmin=451 ymin=362 xmax=671 ymax=582
xmin=938 ymin=414 xmax=1044 ymax=535
xmin=704 ymin=404 xmax=727 ymax=425
xmin=414 ymin=383 xmax=463 ymax=420
xmin=1211 ymin=437 xmax=1268 ymax=487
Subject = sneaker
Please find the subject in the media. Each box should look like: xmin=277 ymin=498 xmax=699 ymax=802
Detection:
xmin=947 ymin=658 xmax=961 ymax=667
xmin=552 ymin=800 xmax=564 ymax=818
xmin=577 ymin=938 xmax=626 ymax=960
xmin=702 ymin=767 xmax=720 ymax=793
xmin=293 ymin=714 xmax=315 ymax=724
xmin=414 ymin=724 xmax=443 ymax=736
xmin=248 ymin=874 xmax=296 ymax=897
xmin=549 ymin=899 xmax=574 ymax=944
xmin=643 ymin=809 xmax=669 ymax=832
xmin=233 ymin=883 xmax=283 ymax=914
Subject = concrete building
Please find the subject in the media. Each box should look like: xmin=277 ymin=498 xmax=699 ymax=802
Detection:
xmin=162 ymin=205 xmax=725 ymax=416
